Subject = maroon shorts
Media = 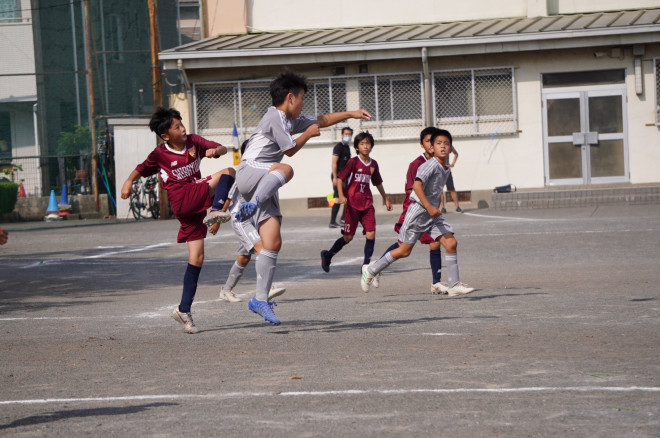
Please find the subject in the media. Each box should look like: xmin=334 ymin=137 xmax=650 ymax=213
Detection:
xmin=394 ymin=198 xmax=434 ymax=245
xmin=169 ymin=176 xmax=212 ymax=243
xmin=342 ymin=204 xmax=376 ymax=237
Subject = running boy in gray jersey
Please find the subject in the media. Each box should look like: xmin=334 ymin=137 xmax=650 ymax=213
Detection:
xmin=232 ymin=71 xmax=371 ymax=324
xmin=361 ymin=129 xmax=475 ymax=297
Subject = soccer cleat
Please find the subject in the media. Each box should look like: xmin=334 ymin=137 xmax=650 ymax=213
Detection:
xmin=431 ymin=282 xmax=449 ymax=295
xmin=441 ymin=207 xmax=447 ymax=214
xmin=329 ymin=222 xmax=340 ymax=228
xmin=268 ymin=284 xmax=286 ymax=301
xmin=234 ymin=197 xmax=259 ymax=222
xmin=171 ymin=309 xmax=199 ymax=334
xmin=219 ymin=288 xmax=241 ymax=303
xmin=320 ymin=250 xmax=331 ymax=273
xmin=360 ymin=266 xmax=375 ymax=293
xmin=447 ymin=282 xmax=475 ymax=297
xmin=456 ymin=207 xmax=463 ymax=213
xmin=363 ymin=263 xmax=381 ymax=288
xmin=248 ymin=296 xmax=281 ymax=325
xmin=203 ymin=210 xmax=231 ymax=228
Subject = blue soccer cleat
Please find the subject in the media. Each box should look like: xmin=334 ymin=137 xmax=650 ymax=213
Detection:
xmin=248 ymin=296 xmax=281 ymax=325
xmin=234 ymin=196 xmax=259 ymax=222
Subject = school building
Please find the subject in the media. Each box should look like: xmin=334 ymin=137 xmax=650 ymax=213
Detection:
xmin=152 ymin=0 xmax=660 ymax=210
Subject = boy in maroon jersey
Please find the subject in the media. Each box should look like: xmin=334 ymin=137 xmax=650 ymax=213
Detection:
xmin=382 ymin=127 xmax=449 ymax=294
xmin=320 ymin=131 xmax=392 ymax=276
xmin=120 ymin=107 xmax=235 ymax=334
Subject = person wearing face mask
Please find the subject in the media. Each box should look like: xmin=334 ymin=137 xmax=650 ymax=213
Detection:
xmin=329 ymin=127 xmax=354 ymax=228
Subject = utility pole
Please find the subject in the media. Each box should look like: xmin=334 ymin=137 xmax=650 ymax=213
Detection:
xmin=148 ymin=0 xmax=169 ymax=219
xmin=83 ymin=0 xmax=99 ymax=211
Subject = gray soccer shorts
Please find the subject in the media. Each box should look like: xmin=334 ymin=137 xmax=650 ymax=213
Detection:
xmin=235 ymin=160 xmax=282 ymax=223
xmin=398 ymin=202 xmax=454 ymax=245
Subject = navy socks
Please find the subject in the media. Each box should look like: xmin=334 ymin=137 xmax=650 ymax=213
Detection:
xmin=179 ymin=263 xmax=202 ymax=313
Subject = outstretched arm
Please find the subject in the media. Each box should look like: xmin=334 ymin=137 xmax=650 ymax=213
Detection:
xmin=206 ymin=144 xmax=228 ymax=158
xmin=284 ymin=124 xmax=321 ymax=157
xmin=317 ymin=109 xmax=371 ymax=128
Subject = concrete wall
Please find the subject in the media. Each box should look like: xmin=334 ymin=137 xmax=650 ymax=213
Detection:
xmin=110 ymin=118 xmax=156 ymax=219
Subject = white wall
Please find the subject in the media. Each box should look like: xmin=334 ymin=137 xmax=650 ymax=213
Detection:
xmin=112 ymin=120 xmax=157 ymax=219
xmin=0 ymin=23 xmax=36 ymax=101
xmin=249 ymin=0 xmax=526 ymax=32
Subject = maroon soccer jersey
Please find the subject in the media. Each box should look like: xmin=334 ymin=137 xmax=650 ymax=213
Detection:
xmin=338 ymin=156 xmax=383 ymax=211
xmin=135 ymin=134 xmax=218 ymax=218
xmin=135 ymin=134 xmax=217 ymax=189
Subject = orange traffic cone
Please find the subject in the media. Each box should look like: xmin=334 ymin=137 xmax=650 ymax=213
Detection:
xmin=18 ymin=182 xmax=26 ymax=198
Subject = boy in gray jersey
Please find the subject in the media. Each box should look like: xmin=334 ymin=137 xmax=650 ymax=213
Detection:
xmin=233 ymin=71 xmax=371 ymax=324
xmin=361 ymin=129 xmax=475 ymax=297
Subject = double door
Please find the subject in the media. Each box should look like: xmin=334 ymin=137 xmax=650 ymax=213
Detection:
xmin=542 ymin=86 xmax=628 ymax=185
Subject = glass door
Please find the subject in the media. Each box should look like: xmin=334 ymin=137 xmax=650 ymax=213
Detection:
xmin=542 ymin=85 xmax=628 ymax=185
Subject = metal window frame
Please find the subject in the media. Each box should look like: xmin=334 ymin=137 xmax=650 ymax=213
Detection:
xmin=431 ymin=66 xmax=517 ymax=137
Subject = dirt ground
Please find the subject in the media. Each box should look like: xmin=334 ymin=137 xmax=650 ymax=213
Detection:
xmin=0 ymin=204 xmax=658 ymax=437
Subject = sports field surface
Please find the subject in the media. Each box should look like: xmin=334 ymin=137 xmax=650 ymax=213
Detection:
xmin=1 ymin=204 xmax=658 ymax=437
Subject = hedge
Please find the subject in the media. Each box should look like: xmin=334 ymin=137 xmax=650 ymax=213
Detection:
xmin=0 ymin=181 xmax=19 ymax=214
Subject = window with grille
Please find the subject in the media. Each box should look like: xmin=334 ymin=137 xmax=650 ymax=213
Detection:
xmin=655 ymin=58 xmax=660 ymax=125
xmin=358 ymin=75 xmax=423 ymax=123
xmin=0 ymin=0 xmax=21 ymax=23
xmin=433 ymin=67 xmax=516 ymax=137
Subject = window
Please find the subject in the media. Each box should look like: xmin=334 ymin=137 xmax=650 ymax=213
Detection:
xmin=303 ymin=82 xmax=347 ymax=117
xmin=0 ymin=0 xmax=21 ymax=23
xmin=433 ymin=67 xmax=517 ymax=137
xmin=655 ymin=59 xmax=660 ymax=125
xmin=359 ymin=75 xmax=422 ymax=122
xmin=0 ymin=111 xmax=11 ymax=159
xmin=194 ymin=73 xmax=427 ymax=143
xmin=178 ymin=0 xmax=201 ymax=45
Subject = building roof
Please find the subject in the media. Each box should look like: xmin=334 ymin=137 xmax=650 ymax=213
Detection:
xmin=160 ymin=9 xmax=660 ymax=69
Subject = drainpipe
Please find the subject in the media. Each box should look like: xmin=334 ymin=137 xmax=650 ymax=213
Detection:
xmin=422 ymin=47 xmax=433 ymax=127
xmin=177 ymin=59 xmax=194 ymax=129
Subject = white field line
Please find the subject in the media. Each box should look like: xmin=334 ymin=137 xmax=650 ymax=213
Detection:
xmin=462 ymin=212 xmax=553 ymax=222
xmin=1 ymin=386 xmax=658 ymax=405
xmin=20 ymin=243 xmax=173 ymax=269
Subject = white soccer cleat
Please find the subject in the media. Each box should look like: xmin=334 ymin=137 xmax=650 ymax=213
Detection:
xmin=447 ymin=282 xmax=475 ymax=297
xmin=361 ymin=266 xmax=375 ymax=292
xmin=268 ymin=284 xmax=286 ymax=301
xmin=219 ymin=288 xmax=241 ymax=302
xmin=431 ymin=282 xmax=449 ymax=295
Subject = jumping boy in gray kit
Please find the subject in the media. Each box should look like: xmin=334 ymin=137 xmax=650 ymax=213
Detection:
xmin=228 ymin=71 xmax=371 ymax=324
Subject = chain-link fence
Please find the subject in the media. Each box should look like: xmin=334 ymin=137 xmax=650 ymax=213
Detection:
xmin=2 ymin=154 xmax=101 ymax=198
xmin=193 ymin=69 xmax=516 ymax=144
xmin=432 ymin=66 xmax=517 ymax=137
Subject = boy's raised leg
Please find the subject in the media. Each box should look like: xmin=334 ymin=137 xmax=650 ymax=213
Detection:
xmin=204 ymin=173 xmax=234 ymax=227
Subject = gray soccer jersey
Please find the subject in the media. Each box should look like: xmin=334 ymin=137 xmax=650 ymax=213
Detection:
xmin=409 ymin=158 xmax=450 ymax=208
xmin=241 ymin=106 xmax=317 ymax=164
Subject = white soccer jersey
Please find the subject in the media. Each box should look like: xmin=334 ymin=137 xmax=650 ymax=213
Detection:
xmin=409 ymin=158 xmax=450 ymax=208
xmin=241 ymin=106 xmax=317 ymax=164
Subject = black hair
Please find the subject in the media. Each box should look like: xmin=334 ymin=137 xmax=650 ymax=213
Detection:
xmin=353 ymin=131 xmax=374 ymax=151
xmin=341 ymin=126 xmax=354 ymax=136
xmin=420 ymin=126 xmax=439 ymax=143
xmin=240 ymin=139 xmax=249 ymax=155
xmin=149 ymin=107 xmax=182 ymax=137
xmin=270 ymin=71 xmax=308 ymax=106
xmin=430 ymin=128 xmax=453 ymax=146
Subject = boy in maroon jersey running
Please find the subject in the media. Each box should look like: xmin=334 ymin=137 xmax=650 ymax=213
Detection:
xmin=120 ymin=107 xmax=235 ymax=334
xmin=320 ymin=131 xmax=392 ymax=277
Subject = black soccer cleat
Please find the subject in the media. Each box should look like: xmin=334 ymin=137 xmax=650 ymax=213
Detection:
xmin=320 ymin=250 xmax=331 ymax=273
